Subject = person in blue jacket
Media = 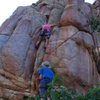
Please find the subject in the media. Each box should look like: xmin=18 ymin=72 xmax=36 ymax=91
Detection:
xmin=38 ymin=61 xmax=54 ymax=97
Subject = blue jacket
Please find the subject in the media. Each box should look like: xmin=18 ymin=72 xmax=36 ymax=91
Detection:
xmin=38 ymin=67 xmax=54 ymax=81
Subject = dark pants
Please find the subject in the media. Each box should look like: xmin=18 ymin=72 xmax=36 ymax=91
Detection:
xmin=35 ymin=30 xmax=50 ymax=50
xmin=35 ymin=36 xmax=49 ymax=50
xmin=40 ymin=79 xmax=51 ymax=97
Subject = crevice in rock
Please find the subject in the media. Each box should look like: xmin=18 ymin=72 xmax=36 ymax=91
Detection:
xmin=90 ymin=31 xmax=100 ymax=74
xmin=23 ymin=26 xmax=42 ymax=84
xmin=51 ymin=31 xmax=79 ymax=53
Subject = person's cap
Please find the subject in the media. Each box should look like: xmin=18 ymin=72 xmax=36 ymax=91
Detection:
xmin=41 ymin=61 xmax=51 ymax=68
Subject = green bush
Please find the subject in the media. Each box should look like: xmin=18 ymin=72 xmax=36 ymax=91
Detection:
xmin=84 ymin=86 xmax=100 ymax=100
xmin=34 ymin=75 xmax=100 ymax=100
xmin=90 ymin=15 xmax=100 ymax=32
xmin=35 ymin=74 xmax=82 ymax=100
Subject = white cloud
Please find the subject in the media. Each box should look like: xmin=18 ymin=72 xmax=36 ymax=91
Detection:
xmin=0 ymin=0 xmax=96 ymax=26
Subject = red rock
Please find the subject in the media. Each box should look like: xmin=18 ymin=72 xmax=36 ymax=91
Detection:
xmin=93 ymin=0 xmax=100 ymax=16
xmin=44 ymin=26 xmax=100 ymax=92
xmin=60 ymin=1 xmax=91 ymax=32
xmin=68 ymin=0 xmax=84 ymax=4
xmin=48 ymin=8 xmax=63 ymax=24
xmin=2 ymin=20 xmax=32 ymax=76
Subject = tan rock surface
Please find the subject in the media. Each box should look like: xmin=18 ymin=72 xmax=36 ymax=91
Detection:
xmin=0 ymin=0 xmax=99 ymax=99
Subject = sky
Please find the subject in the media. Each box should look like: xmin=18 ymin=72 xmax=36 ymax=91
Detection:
xmin=0 ymin=0 xmax=96 ymax=26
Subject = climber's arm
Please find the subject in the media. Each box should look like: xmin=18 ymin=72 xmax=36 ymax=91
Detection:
xmin=50 ymin=22 xmax=60 ymax=27
xmin=38 ymin=68 xmax=43 ymax=80
xmin=39 ymin=74 xmax=42 ymax=80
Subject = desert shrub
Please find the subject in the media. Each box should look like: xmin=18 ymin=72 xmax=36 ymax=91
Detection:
xmin=35 ymin=74 xmax=82 ymax=100
xmin=84 ymin=85 xmax=100 ymax=100
xmin=90 ymin=15 xmax=100 ymax=32
xmin=26 ymin=75 xmax=100 ymax=100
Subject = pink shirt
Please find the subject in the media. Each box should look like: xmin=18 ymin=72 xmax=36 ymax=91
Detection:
xmin=42 ymin=24 xmax=51 ymax=31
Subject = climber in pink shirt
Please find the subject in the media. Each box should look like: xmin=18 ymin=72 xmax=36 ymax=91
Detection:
xmin=42 ymin=24 xmax=51 ymax=31
xmin=35 ymin=24 xmax=53 ymax=50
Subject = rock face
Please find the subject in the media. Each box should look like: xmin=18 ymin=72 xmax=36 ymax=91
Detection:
xmin=60 ymin=0 xmax=91 ymax=32
xmin=92 ymin=0 xmax=100 ymax=74
xmin=0 ymin=0 xmax=100 ymax=99
xmin=93 ymin=0 xmax=100 ymax=16
xmin=44 ymin=26 xmax=100 ymax=92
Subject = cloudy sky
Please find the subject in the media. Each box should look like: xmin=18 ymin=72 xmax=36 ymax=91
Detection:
xmin=0 ymin=0 xmax=95 ymax=26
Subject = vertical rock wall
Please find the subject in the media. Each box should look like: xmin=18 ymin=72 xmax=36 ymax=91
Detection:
xmin=0 ymin=0 xmax=99 ymax=99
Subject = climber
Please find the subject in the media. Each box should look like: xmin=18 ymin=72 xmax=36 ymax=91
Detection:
xmin=35 ymin=24 xmax=52 ymax=50
xmin=35 ymin=23 xmax=58 ymax=50
xmin=38 ymin=61 xmax=54 ymax=97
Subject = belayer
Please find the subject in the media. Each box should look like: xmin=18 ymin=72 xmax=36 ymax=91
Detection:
xmin=38 ymin=61 xmax=54 ymax=98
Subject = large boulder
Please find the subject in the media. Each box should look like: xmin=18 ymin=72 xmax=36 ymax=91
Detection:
xmin=60 ymin=0 xmax=91 ymax=32
xmin=44 ymin=26 xmax=100 ymax=92
xmin=92 ymin=0 xmax=100 ymax=74
xmin=0 ymin=6 xmax=46 ymax=99
xmin=93 ymin=0 xmax=100 ymax=16
xmin=38 ymin=0 xmax=68 ymax=24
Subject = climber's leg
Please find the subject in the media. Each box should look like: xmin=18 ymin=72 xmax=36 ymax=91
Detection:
xmin=44 ymin=36 xmax=49 ymax=50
